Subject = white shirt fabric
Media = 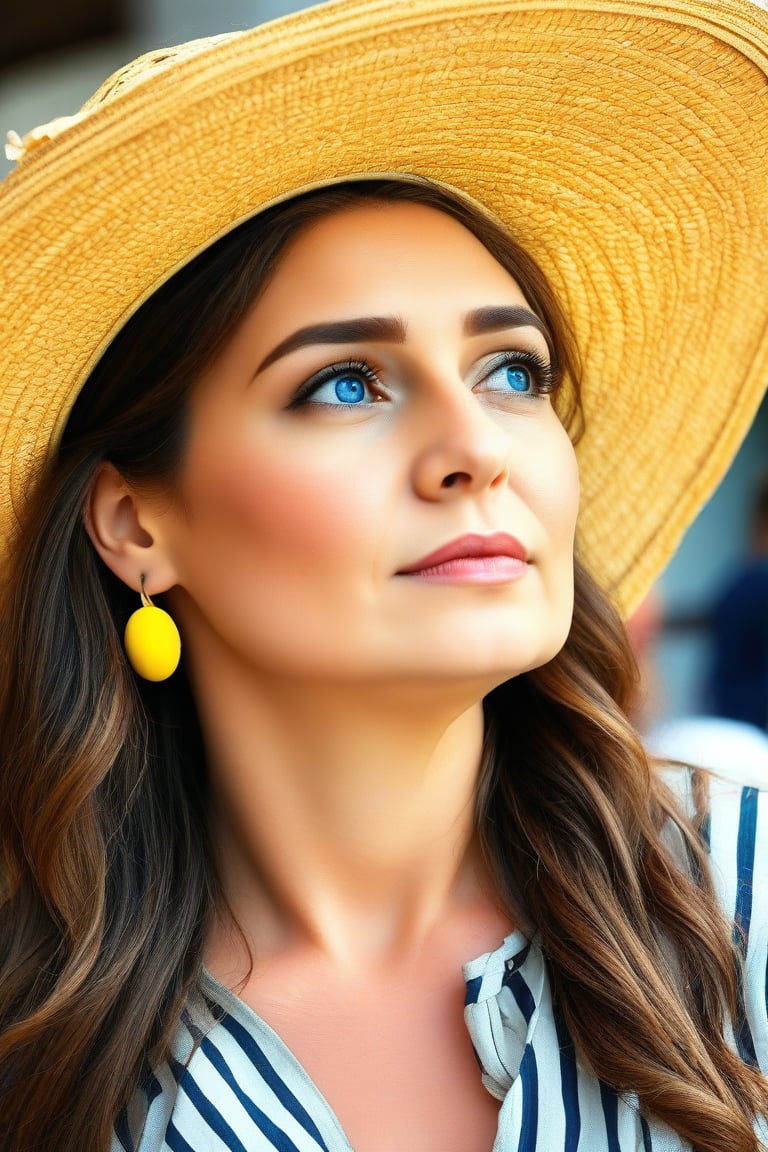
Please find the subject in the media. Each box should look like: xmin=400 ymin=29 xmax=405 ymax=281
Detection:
xmin=649 ymin=716 xmax=768 ymax=789
xmin=113 ymin=772 xmax=768 ymax=1151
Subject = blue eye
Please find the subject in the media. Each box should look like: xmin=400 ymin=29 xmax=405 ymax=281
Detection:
xmin=478 ymin=351 xmax=554 ymax=398
xmin=503 ymin=365 xmax=532 ymax=393
xmin=292 ymin=359 xmax=382 ymax=408
xmin=332 ymin=375 xmax=366 ymax=403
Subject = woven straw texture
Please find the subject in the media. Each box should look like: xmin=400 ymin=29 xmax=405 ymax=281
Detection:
xmin=1 ymin=0 xmax=767 ymax=613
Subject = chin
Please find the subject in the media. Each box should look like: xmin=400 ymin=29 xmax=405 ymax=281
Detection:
xmin=408 ymin=644 xmax=564 ymax=695
xmin=441 ymin=616 xmax=571 ymax=678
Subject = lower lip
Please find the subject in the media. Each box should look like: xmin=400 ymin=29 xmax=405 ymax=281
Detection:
xmin=398 ymin=556 xmax=528 ymax=584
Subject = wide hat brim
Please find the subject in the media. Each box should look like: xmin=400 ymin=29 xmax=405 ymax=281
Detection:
xmin=1 ymin=0 xmax=767 ymax=614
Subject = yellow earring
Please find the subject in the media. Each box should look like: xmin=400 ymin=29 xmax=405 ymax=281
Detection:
xmin=124 ymin=577 xmax=181 ymax=682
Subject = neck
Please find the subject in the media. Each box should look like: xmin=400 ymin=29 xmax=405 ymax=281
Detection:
xmin=191 ymin=662 xmax=492 ymax=973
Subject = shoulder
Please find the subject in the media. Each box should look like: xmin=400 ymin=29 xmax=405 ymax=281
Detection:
xmin=113 ymin=971 xmax=348 ymax=1152
xmin=112 ymin=983 xmax=220 ymax=1152
xmin=650 ymin=718 xmax=768 ymax=789
xmin=662 ymin=763 xmax=766 ymax=918
xmin=710 ymin=773 xmax=768 ymax=1073
xmin=666 ymin=765 xmax=768 ymax=1073
xmin=699 ymin=771 xmax=766 ymax=930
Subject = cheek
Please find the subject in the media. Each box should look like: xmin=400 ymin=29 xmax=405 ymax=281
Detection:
xmin=528 ymin=427 xmax=579 ymax=635
xmin=554 ymin=440 xmax=580 ymax=540
xmin=549 ymin=437 xmax=579 ymax=611
xmin=525 ymin=422 xmax=580 ymax=547
xmin=166 ymin=431 xmax=401 ymax=676
xmin=174 ymin=437 xmax=379 ymax=576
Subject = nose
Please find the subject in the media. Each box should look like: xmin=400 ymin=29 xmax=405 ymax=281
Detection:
xmin=410 ymin=383 xmax=511 ymax=502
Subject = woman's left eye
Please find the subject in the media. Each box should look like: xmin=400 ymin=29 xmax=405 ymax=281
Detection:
xmin=290 ymin=359 xmax=383 ymax=408
xmin=477 ymin=351 xmax=555 ymax=397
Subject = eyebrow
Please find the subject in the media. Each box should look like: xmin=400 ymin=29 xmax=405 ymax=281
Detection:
xmin=255 ymin=304 xmax=551 ymax=375
xmin=463 ymin=305 xmax=553 ymax=351
xmin=256 ymin=317 xmax=406 ymax=374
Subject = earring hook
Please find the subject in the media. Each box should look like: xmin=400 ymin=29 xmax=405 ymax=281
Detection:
xmin=139 ymin=573 xmax=153 ymax=609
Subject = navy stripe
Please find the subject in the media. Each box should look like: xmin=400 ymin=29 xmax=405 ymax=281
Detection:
xmin=219 ymin=1013 xmax=329 ymax=1148
xmin=599 ymin=1083 xmax=620 ymax=1152
xmin=146 ymin=1072 xmax=164 ymax=1106
xmin=735 ymin=787 xmax=758 ymax=951
xmin=169 ymin=1057 xmax=189 ymax=1086
xmin=165 ymin=1121 xmax=198 ymax=1152
xmin=641 ymin=1116 xmax=653 ymax=1151
xmin=176 ymin=1070 xmax=251 ymax=1152
xmin=465 ymin=975 xmax=482 ymax=1005
xmin=516 ymin=1045 xmax=539 ymax=1151
xmin=503 ymin=968 xmax=536 ymax=1024
xmin=734 ymin=787 xmax=759 ymax=1066
xmin=112 ymin=1111 xmax=133 ymax=1152
xmin=200 ymin=1034 xmax=311 ymax=1151
xmin=734 ymin=959 xmax=758 ymax=1067
xmin=508 ymin=941 xmax=532 ymax=971
xmin=554 ymin=1012 xmax=580 ymax=1152
xmin=112 ymin=1115 xmax=132 ymax=1152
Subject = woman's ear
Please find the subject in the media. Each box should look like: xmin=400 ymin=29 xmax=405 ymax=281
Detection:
xmin=84 ymin=462 xmax=179 ymax=594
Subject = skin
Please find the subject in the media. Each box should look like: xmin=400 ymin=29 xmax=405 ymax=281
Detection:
xmin=88 ymin=201 xmax=580 ymax=1151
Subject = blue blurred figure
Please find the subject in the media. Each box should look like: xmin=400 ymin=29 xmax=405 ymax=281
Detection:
xmin=706 ymin=473 xmax=768 ymax=732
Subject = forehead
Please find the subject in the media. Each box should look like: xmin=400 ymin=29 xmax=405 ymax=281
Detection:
xmin=255 ymin=200 xmax=529 ymax=324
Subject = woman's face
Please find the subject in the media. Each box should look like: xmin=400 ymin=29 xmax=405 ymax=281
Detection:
xmin=160 ymin=200 xmax=579 ymax=691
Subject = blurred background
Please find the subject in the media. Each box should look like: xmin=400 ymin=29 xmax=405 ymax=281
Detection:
xmin=3 ymin=0 xmax=768 ymax=755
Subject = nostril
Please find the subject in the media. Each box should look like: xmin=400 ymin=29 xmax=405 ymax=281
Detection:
xmin=442 ymin=471 xmax=470 ymax=488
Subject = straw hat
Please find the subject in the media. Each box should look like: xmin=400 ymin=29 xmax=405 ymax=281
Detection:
xmin=1 ymin=0 xmax=767 ymax=614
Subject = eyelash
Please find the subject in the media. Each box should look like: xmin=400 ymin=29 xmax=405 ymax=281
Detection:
xmin=287 ymin=348 xmax=559 ymax=409
xmin=288 ymin=359 xmax=382 ymax=408
xmin=478 ymin=349 xmax=558 ymax=396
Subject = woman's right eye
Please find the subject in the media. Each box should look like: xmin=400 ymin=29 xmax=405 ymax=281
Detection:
xmin=290 ymin=359 xmax=384 ymax=408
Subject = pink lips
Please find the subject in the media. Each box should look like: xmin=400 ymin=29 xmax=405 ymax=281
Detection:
xmin=397 ymin=533 xmax=528 ymax=585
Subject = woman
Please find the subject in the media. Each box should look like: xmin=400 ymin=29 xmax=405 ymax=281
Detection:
xmin=1 ymin=2 xmax=768 ymax=1150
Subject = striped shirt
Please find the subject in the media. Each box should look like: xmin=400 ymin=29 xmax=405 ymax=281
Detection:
xmin=113 ymin=772 xmax=768 ymax=1151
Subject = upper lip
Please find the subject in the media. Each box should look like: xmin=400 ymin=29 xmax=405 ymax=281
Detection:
xmin=397 ymin=533 xmax=528 ymax=574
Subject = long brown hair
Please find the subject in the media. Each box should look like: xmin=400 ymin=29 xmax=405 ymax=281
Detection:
xmin=0 ymin=179 xmax=765 ymax=1151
